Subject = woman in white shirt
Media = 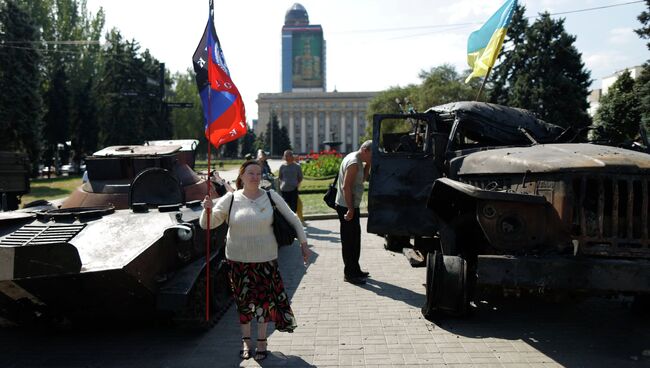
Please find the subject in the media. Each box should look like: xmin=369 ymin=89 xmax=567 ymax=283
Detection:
xmin=201 ymin=160 xmax=310 ymax=361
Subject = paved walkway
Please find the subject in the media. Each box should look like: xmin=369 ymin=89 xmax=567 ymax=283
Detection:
xmin=206 ymin=219 xmax=650 ymax=368
xmin=1 ymin=219 xmax=648 ymax=367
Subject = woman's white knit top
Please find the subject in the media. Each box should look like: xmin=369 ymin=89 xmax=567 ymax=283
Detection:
xmin=199 ymin=189 xmax=307 ymax=263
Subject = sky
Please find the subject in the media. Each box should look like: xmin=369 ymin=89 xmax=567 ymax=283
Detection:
xmin=85 ymin=0 xmax=649 ymax=122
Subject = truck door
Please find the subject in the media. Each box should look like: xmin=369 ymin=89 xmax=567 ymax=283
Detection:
xmin=367 ymin=113 xmax=441 ymax=237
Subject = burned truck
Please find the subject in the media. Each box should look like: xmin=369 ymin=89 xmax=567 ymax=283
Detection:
xmin=367 ymin=101 xmax=650 ymax=317
xmin=0 ymin=141 xmax=230 ymax=327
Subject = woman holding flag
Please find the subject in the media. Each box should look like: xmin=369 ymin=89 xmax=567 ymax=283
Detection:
xmin=194 ymin=1 xmax=309 ymax=360
xmin=200 ymin=161 xmax=310 ymax=361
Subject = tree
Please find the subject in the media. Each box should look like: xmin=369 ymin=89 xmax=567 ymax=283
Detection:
xmin=264 ymin=112 xmax=291 ymax=156
xmin=364 ymin=64 xmax=478 ymax=141
xmin=489 ymin=4 xmax=529 ymax=106
xmin=635 ymin=1 xmax=650 ymax=138
xmin=0 ymin=0 xmax=44 ymax=173
xmin=592 ymin=70 xmax=641 ymax=145
xmin=240 ymin=129 xmax=256 ymax=158
xmin=95 ymin=30 xmax=170 ymax=147
xmin=170 ymin=69 xmax=207 ymax=152
xmin=489 ymin=12 xmax=591 ymax=130
xmin=42 ymin=65 xmax=71 ymax=166
xmin=31 ymin=0 xmax=105 ymax=165
xmin=416 ymin=64 xmax=479 ymax=108
xmin=635 ymin=0 xmax=650 ymax=49
xmin=222 ymin=140 xmax=239 ymax=158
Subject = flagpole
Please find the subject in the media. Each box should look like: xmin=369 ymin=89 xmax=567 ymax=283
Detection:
xmin=205 ymin=85 xmax=212 ymax=323
xmin=475 ymin=66 xmax=492 ymax=102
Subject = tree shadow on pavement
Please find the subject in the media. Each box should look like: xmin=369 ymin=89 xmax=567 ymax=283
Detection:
xmin=361 ymin=278 xmax=424 ymax=309
xmin=432 ymin=295 xmax=650 ymax=368
xmin=302 ymin=223 xmax=340 ymax=243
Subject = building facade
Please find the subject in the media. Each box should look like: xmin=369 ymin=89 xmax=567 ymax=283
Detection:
xmin=255 ymin=3 xmax=378 ymax=154
xmin=588 ymin=65 xmax=644 ymax=116
xmin=257 ymin=91 xmax=377 ymax=154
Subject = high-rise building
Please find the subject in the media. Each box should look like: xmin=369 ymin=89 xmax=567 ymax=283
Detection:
xmin=256 ymin=3 xmax=376 ymax=154
xmin=281 ymin=3 xmax=326 ymax=92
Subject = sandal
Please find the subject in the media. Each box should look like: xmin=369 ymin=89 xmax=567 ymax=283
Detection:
xmin=254 ymin=338 xmax=269 ymax=361
xmin=239 ymin=337 xmax=251 ymax=360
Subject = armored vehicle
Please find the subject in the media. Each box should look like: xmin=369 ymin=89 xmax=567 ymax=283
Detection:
xmin=368 ymin=101 xmax=650 ymax=317
xmin=0 ymin=141 xmax=230 ymax=327
xmin=0 ymin=151 xmax=30 ymax=211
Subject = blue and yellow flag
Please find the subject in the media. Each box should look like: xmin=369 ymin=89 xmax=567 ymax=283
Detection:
xmin=465 ymin=0 xmax=517 ymax=83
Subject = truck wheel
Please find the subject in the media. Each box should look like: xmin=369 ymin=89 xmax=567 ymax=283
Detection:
xmin=421 ymin=251 xmax=469 ymax=320
xmin=384 ymin=235 xmax=409 ymax=252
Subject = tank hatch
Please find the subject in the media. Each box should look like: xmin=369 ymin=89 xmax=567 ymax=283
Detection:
xmin=93 ymin=145 xmax=181 ymax=157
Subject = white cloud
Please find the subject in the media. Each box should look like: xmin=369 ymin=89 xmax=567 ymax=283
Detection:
xmin=607 ymin=27 xmax=636 ymax=45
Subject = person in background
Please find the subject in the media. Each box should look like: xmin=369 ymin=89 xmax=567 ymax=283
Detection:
xmin=335 ymin=140 xmax=372 ymax=285
xmin=278 ymin=150 xmax=302 ymax=213
xmin=200 ymin=160 xmax=310 ymax=362
xmin=257 ymin=149 xmax=272 ymax=177
xmin=257 ymin=149 xmax=275 ymax=190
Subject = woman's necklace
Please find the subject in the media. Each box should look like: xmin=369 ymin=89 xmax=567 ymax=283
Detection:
xmin=243 ymin=189 xmax=266 ymax=212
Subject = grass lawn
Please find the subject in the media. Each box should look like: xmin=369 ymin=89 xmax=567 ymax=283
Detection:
xmin=21 ymin=175 xmax=83 ymax=205
xmin=299 ymin=192 xmax=368 ymax=215
xmin=194 ymin=159 xmax=244 ymax=171
xmin=20 ymin=174 xmax=367 ymax=215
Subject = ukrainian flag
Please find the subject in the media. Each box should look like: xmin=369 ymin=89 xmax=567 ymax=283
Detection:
xmin=466 ymin=0 xmax=517 ymax=83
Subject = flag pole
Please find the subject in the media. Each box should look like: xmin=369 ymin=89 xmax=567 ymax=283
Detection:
xmin=475 ymin=66 xmax=492 ymax=102
xmin=205 ymin=86 xmax=212 ymax=322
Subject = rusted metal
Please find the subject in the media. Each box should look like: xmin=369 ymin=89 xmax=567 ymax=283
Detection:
xmin=613 ymin=180 xmax=619 ymax=237
xmin=580 ymin=177 xmax=587 ymax=237
xmin=598 ymin=178 xmax=605 ymax=238
xmin=627 ymin=179 xmax=634 ymax=240
xmin=641 ymin=180 xmax=649 ymax=240
xmin=0 ymin=140 xmax=230 ymax=327
xmin=477 ymin=255 xmax=650 ymax=294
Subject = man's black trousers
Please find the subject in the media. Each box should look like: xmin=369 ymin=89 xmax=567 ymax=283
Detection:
xmin=335 ymin=205 xmax=362 ymax=278
xmin=281 ymin=189 xmax=299 ymax=213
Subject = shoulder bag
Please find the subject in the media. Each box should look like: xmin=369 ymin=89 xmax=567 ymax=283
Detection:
xmin=323 ymin=173 xmax=338 ymax=209
xmin=266 ymin=191 xmax=297 ymax=247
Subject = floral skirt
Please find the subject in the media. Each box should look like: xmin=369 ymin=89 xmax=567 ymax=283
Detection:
xmin=227 ymin=260 xmax=297 ymax=332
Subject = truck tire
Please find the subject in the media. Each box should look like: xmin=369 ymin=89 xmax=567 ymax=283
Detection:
xmin=421 ymin=251 xmax=470 ymax=320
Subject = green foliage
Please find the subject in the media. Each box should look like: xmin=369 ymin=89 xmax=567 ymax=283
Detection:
xmin=170 ymin=69 xmax=207 ymax=151
xmin=416 ymin=64 xmax=479 ymax=107
xmin=593 ymin=71 xmax=641 ymax=145
xmin=635 ymin=65 xmax=650 ymax=138
xmin=43 ymin=66 xmax=71 ymax=160
xmin=636 ymin=0 xmax=650 ymax=50
xmin=490 ymin=12 xmax=591 ymax=129
xmin=364 ymin=64 xmax=479 ymax=141
xmin=301 ymin=153 xmax=342 ymax=177
xmin=0 ymin=0 xmax=44 ymax=173
xmin=263 ymin=112 xmax=292 ymax=156
xmin=490 ymin=4 xmax=529 ymax=106
xmin=95 ymin=29 xmax=170 ymax=147
xmin=240 ymin=129 xmax=257 ymax=158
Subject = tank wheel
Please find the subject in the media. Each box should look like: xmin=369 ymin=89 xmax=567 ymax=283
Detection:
xmin=421 ymin=251 xmax=470 ymax=320
xmin=173 ymin=260 xmax=231 ymax=330
xmin=384 ymin=235 xmax=410 ymax=252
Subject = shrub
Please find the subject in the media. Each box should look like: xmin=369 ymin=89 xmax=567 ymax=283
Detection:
xmin=299 ymin=150 xmax=342 ymax=178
